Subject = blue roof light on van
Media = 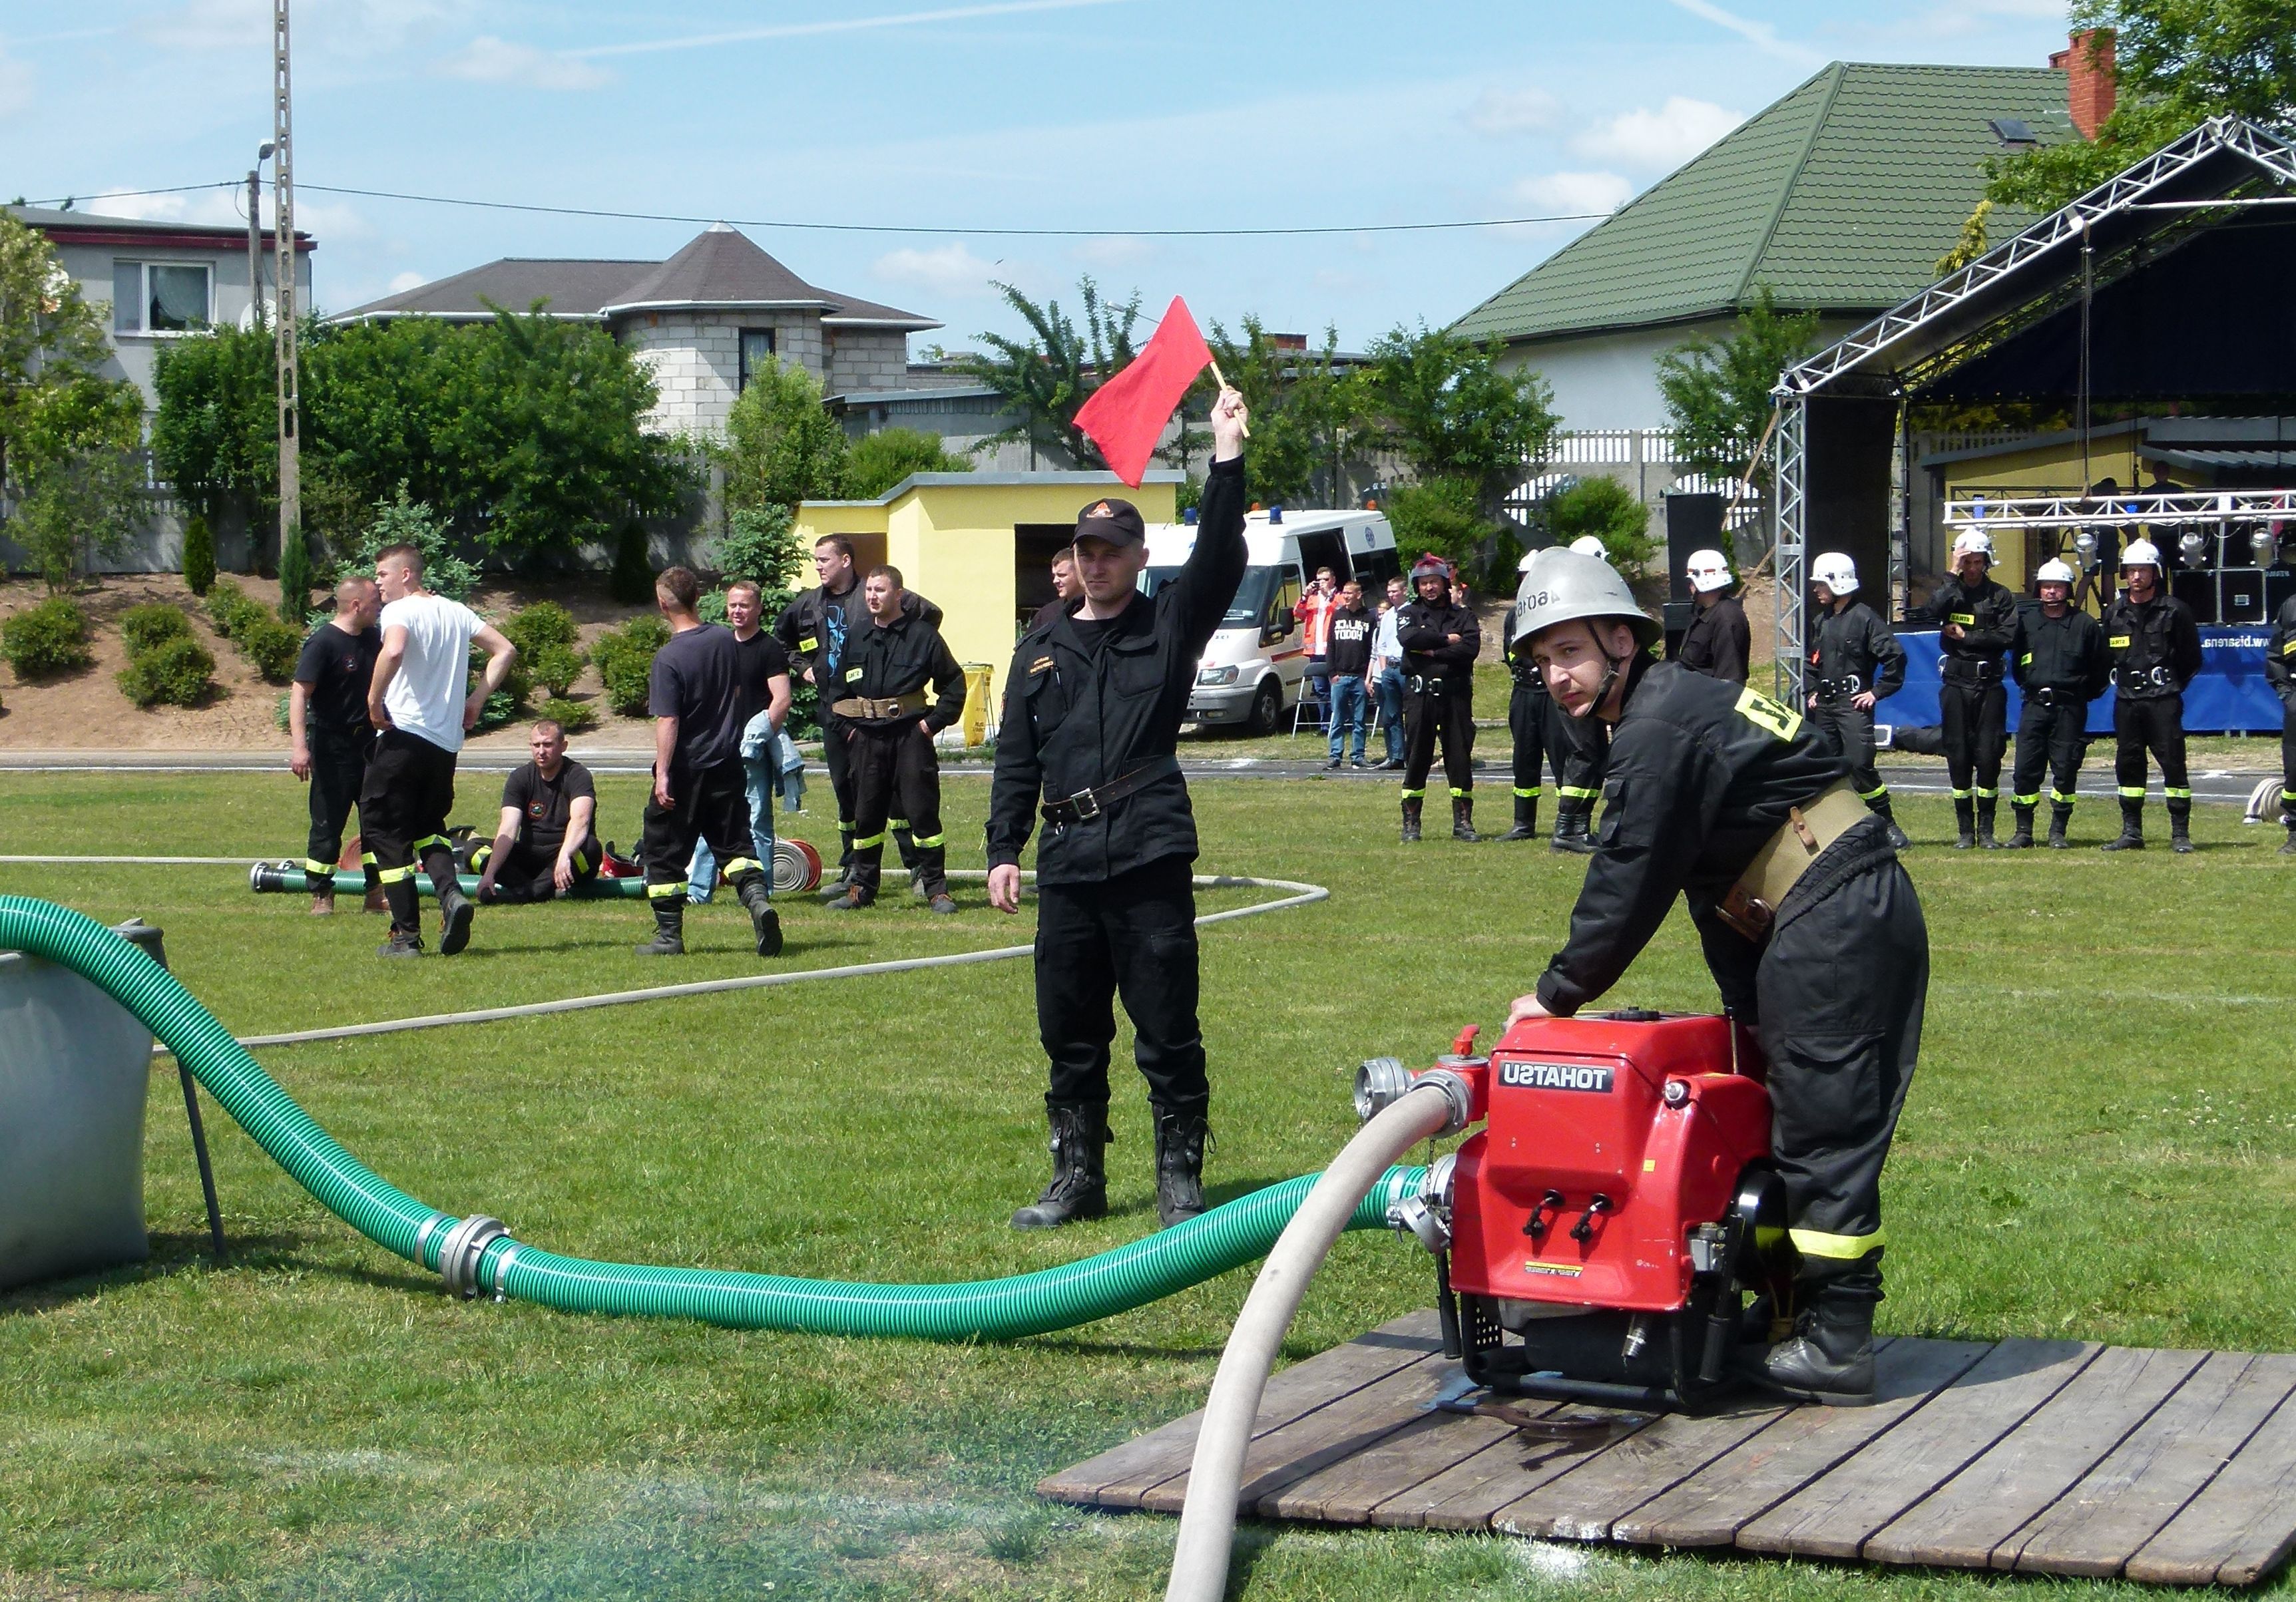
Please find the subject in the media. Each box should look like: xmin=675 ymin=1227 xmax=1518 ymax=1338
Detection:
xmin=1269 ymin=505 xmax=1283 ymax=524
xmin=1183 ymin=506 xmax=1200 ymax=525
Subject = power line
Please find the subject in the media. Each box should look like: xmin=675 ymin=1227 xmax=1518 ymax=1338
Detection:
xmin=22 ymin=178 xmax=1612 ymax=239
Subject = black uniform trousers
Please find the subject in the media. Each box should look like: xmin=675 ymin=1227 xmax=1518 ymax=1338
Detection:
xmin=2281 ymin=695 xmax=2296 ymax=826
xmin=642 ymin=760 xmax=766 ymax=901
xmin=1809 ymin=696 xmax=1889 ymax=813
xmin=848 ymin=722 xmax=947 ymax=899
xmin=821 ymin=709 xmax=922 ymax=877
xmin=306 ymin=725 xmax=379 ymax=888
xmin=359 ymin=729 xmax=461 ymax=934
xmin=2010 ymin=694 xmax=2089 ymax=812
xmin=1508 ymin=684 xmax=1600 ymax=811
xmin=1939 ymin=678 xmax=2007 ymax=801
xmin=474 ymin=837 xmax=602 ymax=902
xmin=1752 ymin=821 xmax=1928 ymax=1284
xmin=2114 ymin=692 xmax=2191 ymax=815
xmin=1402 ymin=684 xmax=1476 ymax=797
xmin=1035 ymin=855 xmax=1206 ymax=1119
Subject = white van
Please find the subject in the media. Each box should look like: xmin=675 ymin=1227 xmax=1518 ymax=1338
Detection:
xmin=1140 ymin=508 xmax=1399 ymax=735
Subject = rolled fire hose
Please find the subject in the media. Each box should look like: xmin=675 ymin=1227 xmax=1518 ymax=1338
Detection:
xmin=1165 ymin=1078 xmax=1467 ymax=1602
xmin=0 ymin=895 xmax=1423 ymax=1340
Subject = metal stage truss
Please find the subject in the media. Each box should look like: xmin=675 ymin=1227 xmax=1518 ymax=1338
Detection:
xmin=1945 ymin=489 xmax=2296 ymax=530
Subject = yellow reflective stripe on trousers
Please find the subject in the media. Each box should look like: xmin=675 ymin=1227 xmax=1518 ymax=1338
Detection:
xmin=1512 ymin=786 xmax=1542 ymax=799
xmin=1859 ymin=784 xmax=1889 ymax=801
xmin=1789 ymin=1226 xmax=1884 ymax=1260
xmin=646 ymin=881 xmax=690 ymax=899
xmin=1950 ymin=787 xmax=1972 ymax=799
xmin=2012 ymin=793 xmax=2041 ymax=807
xmin=1401 ymin=788 xmax=1425 ymax=799
xmin=1449 ymin=787 xmax=1469 ymax=798
xmin=375 ymin=865 xmax=417 ymax=885
xmin=889 ymin=818 xmax=910 ymax=831
xmin=909 ymin=832 xmax=946 ymax=848
xmin=2050 ymin=789 xmax=2078 ymax=805
xmin=1558 ymin=785 xmax=1601 ymax=800
xmin=2118 ymin=785 xmax=2148 ymax=798
xmin=412 ymin=833 xmax=451 ymax=853
xmin=303 ymin=859 xmax=335 ymax=876
xmin=2165 ymin=787 xmax=2192 ymax=800
xmin=720 ymin=857 xmax=762 ymax=877
xmin=851 ymin=831 xmax=888 ymax=849
xmin=1974 ymin=787 xmax=2000 ymax=799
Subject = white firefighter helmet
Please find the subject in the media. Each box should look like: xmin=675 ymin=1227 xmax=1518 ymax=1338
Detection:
xmin=1568 ymin=534 xmax=1610 ymax=560
xmin=1951 ymin=528 xmax=1996 ymax=565
xmin=2035 ymin=557 xmax=2078 ymax=586
xmin=1518 ymin=548 xmax=1538 ymax=573
xmin=2121 ymin=538 xmax=2163 ymax=570
xmin=1811 ymin=552 xmax=1859 ymax=596
xmin=1684 ymin=548 xmax=1734 ymax=594
xmin=1511 ymin=548 xmax=1662 ymax=652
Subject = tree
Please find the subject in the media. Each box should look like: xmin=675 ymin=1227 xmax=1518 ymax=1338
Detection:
xmin=1658 ymin=285 xmax=1819 ymax=486
xmin=0 ymin=214 xmax=147 ymax=588
xmin=1984 ymin=5 xmax=2296 ymax=214
xmin=720 ymin=355 xmax=848 ymax=513
xmin=276 ymin=520 xmax=314 ymax=625
xmin=339 ymin=489 xmax=479 ymax=602
xmin=843 ymin=427 xmax=971 ymax=499
xmin=951 ymin=278 xmax=1142 ymax=469
xmin=1207 ymin=318 xmax=1369 ymax=506
xmin=1546 ymin=477 xmax=1658 ymax=568
xmin=1355 ymin=325 xmax=1560 ymax=517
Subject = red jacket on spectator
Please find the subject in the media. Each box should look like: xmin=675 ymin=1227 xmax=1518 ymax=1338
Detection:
xmin=1293 ymin=586 xmax=1339 ymax=656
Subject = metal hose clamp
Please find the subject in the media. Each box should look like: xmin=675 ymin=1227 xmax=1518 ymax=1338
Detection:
xmin=437 ymin=1215 xmax=509 ymax=1301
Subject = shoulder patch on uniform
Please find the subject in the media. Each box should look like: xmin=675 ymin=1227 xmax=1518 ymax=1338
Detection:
xmin=1733 ymin=685 xmax=1803 ymax=743
xmin=844 ymin=666 xmax=864 ymax=682
xmin=798 ymin=635 xmax=818 ymax=653
xmin=1949 ymin=612 xmax=1976 ymax=626
xmin=2108 ymin=634 xmax=2132 ymax=649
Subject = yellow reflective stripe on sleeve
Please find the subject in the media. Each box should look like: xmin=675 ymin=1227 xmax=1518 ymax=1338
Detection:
xmin=1558 ymin=785 xmax=1602 ymax=800
xmin=1733 ymin=686 xmax=1803 ymax=742
xmin=1858 ymin=784 xmax=1889 ymax=801
xmin=1788 ymin=1226 xmax=1884 ymax=1260
xmin=910 ymin=832 xmax=946 ymax=848
xmin=646 ymin=881 xmax=690 ymax=899
xmin=360 ymin=852 xmax=377 ymax=865
xmin=720 ymin=857 xmax=762 ymax=876
xmin=375 ymin=865 xmax=417 ymax=885
xmin=851 ymin=831 xmax=888 ymax=849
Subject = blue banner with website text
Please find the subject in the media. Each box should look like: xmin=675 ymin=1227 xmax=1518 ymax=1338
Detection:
xmin=1881 ymin=628 xmax=2283 ymax=734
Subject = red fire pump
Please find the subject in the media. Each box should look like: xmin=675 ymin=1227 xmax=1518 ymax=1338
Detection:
xmin=1357 ymin=1009 xmax=1797 ymax=1411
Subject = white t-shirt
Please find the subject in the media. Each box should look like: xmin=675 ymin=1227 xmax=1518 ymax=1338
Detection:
xmin=379 ymin=592 xmax=483 ymax=753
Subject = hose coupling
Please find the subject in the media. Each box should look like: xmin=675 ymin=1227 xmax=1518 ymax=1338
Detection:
xmin=437 ymin=1215 xmax=509 ymax=1301
xmin=1415 ymin=1068 xmax=1477 ymax=1135
xmin=1388 ymin=1153 xmax=1458 ymax=1255
xmin=1353 ymin=1057 xmax=1412 ymax=1123
xmin=250 ymin=861 xmax=298 ymax=894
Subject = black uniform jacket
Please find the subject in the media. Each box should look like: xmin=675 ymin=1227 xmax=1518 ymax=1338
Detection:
xmin=2012 ymin=603 xmax=2110 ymax=698
xmin=1534 ymin=661 xmax=1845 ymax=1020
xmin=1397 ymin=598 xmax=1479 ymax=684
xmin=838 ymin=611 xmax=967 ymax=733
xmin=2267 ymin=596 xmax=2296 ymax=699
xmin=1921 ymin=575 xmax=2017 ymax=674
xmin=986 ymin=456 xmax=1248 ymax=885
xmin=1809 ymin=601 xmax=1905 ymax=698
xmin=1677 ymin=594 xmax=1750 ymax=684
xmin=774 ymin=582 xmax=942 ymax=690
xmin=2101 ymin=592 xmax=2204 ymax=693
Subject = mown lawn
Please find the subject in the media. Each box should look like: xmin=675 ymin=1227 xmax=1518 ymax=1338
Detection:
xmin=2 ymin=773 xmax=2294 ymax=1600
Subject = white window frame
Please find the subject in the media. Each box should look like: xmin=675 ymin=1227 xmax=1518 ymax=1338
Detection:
xmin=113 ymin=259 xmax=214 ymax=338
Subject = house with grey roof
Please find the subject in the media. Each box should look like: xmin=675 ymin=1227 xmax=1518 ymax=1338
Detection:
xmin=336 ymin=225 xmax=941 ymax=439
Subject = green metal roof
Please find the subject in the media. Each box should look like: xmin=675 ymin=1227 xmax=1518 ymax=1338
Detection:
xmin=1453 ymin=63 xmax=2074 ymax=345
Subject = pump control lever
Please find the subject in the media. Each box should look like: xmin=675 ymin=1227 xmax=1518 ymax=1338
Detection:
xmin=1522 ymin=1189 xmax=1566 ymax=1239
xmin=1568 ymin=1194 xmax=1613 ymax=1243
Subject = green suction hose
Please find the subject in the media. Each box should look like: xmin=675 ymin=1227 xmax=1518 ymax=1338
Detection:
xmin=248 ymin=863 xmax=648 ymax=899
xmin=0 ymin=896 xmax=1422 ymax=1340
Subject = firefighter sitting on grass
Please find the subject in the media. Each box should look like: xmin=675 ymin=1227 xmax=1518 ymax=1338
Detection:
xmin=1502 ymin=547 xmax=1931 ymax=1406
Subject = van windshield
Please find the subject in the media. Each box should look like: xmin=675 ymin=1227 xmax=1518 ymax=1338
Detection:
xmin=1140 ymin=564 xmax=1278 ymax=628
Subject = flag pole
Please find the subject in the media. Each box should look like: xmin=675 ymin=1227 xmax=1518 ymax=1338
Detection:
xmin=1206 ymin=358 xmax=1250 ymax=438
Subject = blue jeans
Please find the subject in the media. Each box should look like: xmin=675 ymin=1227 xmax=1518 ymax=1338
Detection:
xmin=1374 ymin=666 xmax=1407 ymax=761
xmin=689 ymin=710 xmax=778 ymax=902
xmin=1326 ymin=674 xmax=1368 ymax=759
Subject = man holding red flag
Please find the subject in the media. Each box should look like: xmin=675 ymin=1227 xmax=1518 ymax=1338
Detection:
xmin=988 ymin=380 xmax=1249 ymax=1234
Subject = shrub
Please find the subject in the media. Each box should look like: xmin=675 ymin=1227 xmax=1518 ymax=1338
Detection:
xmin=503 ymin=600 xmax=578 ymax=654
xmin=842 ymin=427 xmax=971 ymax=499
xmin=538 ymin=696 xmax=598 ymax=735
xmin=475 ymin=638 xmax=535 ymax=709
xmin=182 ymin=514 xmax=216 ymax=596
xmin=238 ymin=615 xmax=304 ymax=682
xmin=1546 ymin=475 xmax=1658 ymax=570
xmin=592 ymin=614 xmax=668 ymax=716
xmin=205 ymin=578 xmax=270 ymax=641
xmin=120 ymin=602 xmax=194 ymax=656
xmin=277 ymin=525 xmax=316 ymax=626
xmin=1384 ymin=476 xmax=1489 ymax=572
xmin=501 ymin=604 xmax=584 ymax=698
xmin=474 ymin=688 xmax=520 ymax=735
xmin=527 ymin=644 xmax=586 ymax=698
xmin=117 ymin=634 xmax=217 ymax=707
xmin=1 ymin=598 xmax=95 ymax=678
xmin=711 ymin=504 xmax=803 ymax=589
xmin=608 ymin=522 xmax=654 ymax=605
xmin=338 ymin=490 xmax=481 ymax=602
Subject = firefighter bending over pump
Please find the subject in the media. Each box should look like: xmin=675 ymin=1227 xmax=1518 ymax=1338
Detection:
xmin=1504 ymin=547 xmax=1929 ymax=1406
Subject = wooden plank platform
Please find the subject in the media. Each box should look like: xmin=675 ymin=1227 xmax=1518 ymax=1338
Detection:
xmin=1038 ymin=1314 xmax=2296 ymax=1586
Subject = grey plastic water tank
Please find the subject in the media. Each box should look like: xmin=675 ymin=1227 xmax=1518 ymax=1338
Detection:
xmin=0 ymin=920 xmax=161 ymax=1289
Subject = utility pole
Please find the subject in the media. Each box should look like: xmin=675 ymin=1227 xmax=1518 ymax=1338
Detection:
xmin=246 ymin=142 xmax=274 ymax=329
xmin=272 ymin=0 xmax=300 ymax=564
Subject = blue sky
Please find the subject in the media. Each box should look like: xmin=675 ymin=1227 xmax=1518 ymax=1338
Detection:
xmin=5 ymin=1 xmax=2074 ymax=355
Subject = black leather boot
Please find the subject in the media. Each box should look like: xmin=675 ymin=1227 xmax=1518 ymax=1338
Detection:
xmin=2005 ymin=804 xmax=2034 ymax=849
xmin=1976 ymin=796 xmax=2002 ymax=849
xmin=1451 ymin=795 xmax=1479 ymax=843
xmin=2047 ymin=803 xmax=2073 ymax=848
xmin=2168 ymin=802 xmax=2194 ymax=854
xmin=1952 ymin=797 xmax=1976 ymax=849
xmin=634 ymin=897 xmax=684 ymax=956
xmin=737 ymin=877 xmax=782 ymax=957
xmin=1400 ymin=795 xmax=1423 ymax=843
xmin=1152 ymin=1105 xmax=1210 ymax=1228
xmin=2100 ymin=799 xmax=2145 ymax=851
xmin=1493 ymin=795 xmax=1536 ymax=842
xmin=1873 ymin=800 xmax=1910 ymax=852
xmin=1743 ymin=1279 xmax=1878 ymax=1406
xmin=1011 ymin=1104 xmax=1108 ymax=1230
xmin=1550 ymin=803 xmax=1598 ymax=855
xmin=2282 ymin=826 xmax=2296 ymax=856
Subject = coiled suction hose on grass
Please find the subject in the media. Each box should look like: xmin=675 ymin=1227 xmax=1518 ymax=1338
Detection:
xmin=0 ymin=895 xmax=1422 ymax=1341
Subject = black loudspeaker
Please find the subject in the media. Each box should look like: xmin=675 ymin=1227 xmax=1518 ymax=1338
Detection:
xmin=1664 ymin=493 xmax=1724 ymax=606
xmin=2172 ymin=568 xmax=2219 ymax=624
xmin=2264 ymin=568 xmax=2295 ymax=620
xmin=2220 ymin=568 xmax=2268 ymax=625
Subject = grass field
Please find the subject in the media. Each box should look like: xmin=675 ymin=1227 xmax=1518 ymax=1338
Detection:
xmin=4 ymin=771 xmax=2295 ymax=1600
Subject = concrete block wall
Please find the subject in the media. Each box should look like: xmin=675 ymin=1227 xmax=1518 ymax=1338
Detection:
xmin=826 ymin=330 xmax=910 ymax=397
xmin=617 ymin=310 xmax=832 ymax=439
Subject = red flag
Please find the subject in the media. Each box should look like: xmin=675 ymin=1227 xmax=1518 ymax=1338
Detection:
xmin=1073 ymin=296 xmax=1213 ymax=489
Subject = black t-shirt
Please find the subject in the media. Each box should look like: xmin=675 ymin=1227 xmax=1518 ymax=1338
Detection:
xmin=500 ymin=758 xmax=595 ymax=858
xmin=733 ymin=629 xmax=791 ymax=723
xmin=292 ymin=621 xmax=382 ymax=735
xmin=1327 ymin=605 xmax=1375 ymax=677
xmin=648 ymin=622 xmax=748 ymax=770
xmin=1068 ymin=612 xmax=1120 ymax=656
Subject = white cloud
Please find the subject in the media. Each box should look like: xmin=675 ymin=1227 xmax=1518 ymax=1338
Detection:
xmin=1465 ymin=86 xmax=1561 ymax=137
xmin=872 ymin=242 xmax=1011 ymax=297
xmin=1511 ymin=171 xmax=1634 ymax=216
xmin=1070 ymin=234 xmax=1152 ymax=269
xmin=1658 ymin=0 xmax=1825 ymax=67
xmin=573 ymin=0 xmax=1132 ymax=60
xmin=388 ymin=269 xmax=427 ymax=293
xmin=437 ymin=36 xmax=613 ymax=91
xmin=1572 ymin=96 xmax=1742 ymax=169
xmin=0 ymin=50 xmax=32 ymax=119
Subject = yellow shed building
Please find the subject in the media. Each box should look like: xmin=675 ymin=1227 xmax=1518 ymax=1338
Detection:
xmin=793 ymin=470 xmax=1185 ymax=713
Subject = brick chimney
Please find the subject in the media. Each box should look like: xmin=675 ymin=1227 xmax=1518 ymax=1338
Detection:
xmin=2049 ymin=28 xmax=2118 ymax=140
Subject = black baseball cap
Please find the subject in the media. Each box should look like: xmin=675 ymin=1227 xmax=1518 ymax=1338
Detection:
xmin=1074 ymin=497 xmax=1146 ymax=548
